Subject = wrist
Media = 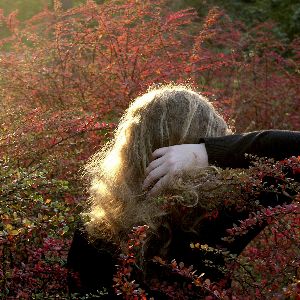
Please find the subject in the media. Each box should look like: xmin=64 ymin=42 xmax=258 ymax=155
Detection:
xmin=195 ymin=143 xmax=208 ymax=168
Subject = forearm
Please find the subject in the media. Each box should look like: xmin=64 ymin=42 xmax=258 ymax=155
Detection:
xmin=143 ymin=130 xmax=300 ymax=196
xmin=202 ymin=130 xmax=300 ymax=168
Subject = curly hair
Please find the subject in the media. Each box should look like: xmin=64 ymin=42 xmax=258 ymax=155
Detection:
xmin=82 ymin=84 xmax=232 ymax=252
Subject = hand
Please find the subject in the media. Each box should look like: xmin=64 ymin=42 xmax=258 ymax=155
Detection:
xmin=142 ymin=143 xmax=208 ymax=197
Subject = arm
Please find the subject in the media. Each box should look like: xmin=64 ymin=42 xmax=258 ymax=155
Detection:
xmin=143 ymin=130 xmax=300 ymax=196
xmin=203 ymin=130 xmax=300 ymax=168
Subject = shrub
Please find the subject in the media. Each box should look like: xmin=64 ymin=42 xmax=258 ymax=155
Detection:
xmin=115 ymin=157 xmax=300 ymax=299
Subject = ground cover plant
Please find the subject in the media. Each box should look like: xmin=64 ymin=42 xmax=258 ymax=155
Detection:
xmin=0 ymin=0 xmax=299 ymax=298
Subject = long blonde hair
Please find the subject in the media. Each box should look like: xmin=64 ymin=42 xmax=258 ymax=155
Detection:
xmin=83 ymin=84 xmax=231 ymax=249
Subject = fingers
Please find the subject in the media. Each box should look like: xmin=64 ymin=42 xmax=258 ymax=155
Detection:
xmin=143 ymin=162 xmax=167 ymax=190
xmin=148 ymin=174 xmax=169 ymax=197
xmin=152 ymin=147 xmax=169 ymax=159
xmin=145 ymin=156 xmax=164 ymax=175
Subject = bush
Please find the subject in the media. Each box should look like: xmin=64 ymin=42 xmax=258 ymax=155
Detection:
xmin=115 ymin=157 xmax=300 ymax=299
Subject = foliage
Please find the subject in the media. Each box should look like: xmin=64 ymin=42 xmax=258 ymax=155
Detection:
xmin=116 ymin=157 xmax=300 ymax=299
xmin=0 ymin=0 xmax=90 ymax=21
xmin=1 ymin=2 xmax=299 ymax=130
xmin=0 ymin=0 xmax=47 ymax=21
xmin=170 ymin=0 xmax=300 ymax=41
xmin=0 ymin=0 xmax=299 ymax=298
xmin=0 ymin=158 xmax=72 ymax=298
xmin=188 ymin=8 xmax=300 ymax=131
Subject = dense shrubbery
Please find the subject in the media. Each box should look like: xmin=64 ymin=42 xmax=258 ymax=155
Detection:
xmin=0 ymin=0 xmax=299 ymax=298
xmin=114 ymin=157 xmax=300 ymax=299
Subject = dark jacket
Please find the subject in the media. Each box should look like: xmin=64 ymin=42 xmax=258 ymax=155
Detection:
xmin=67 ymin=130 xmax=300 ymax=298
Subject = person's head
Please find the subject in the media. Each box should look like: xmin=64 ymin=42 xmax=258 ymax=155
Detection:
xmin=83 ymin=84 xmax=231 ymax=244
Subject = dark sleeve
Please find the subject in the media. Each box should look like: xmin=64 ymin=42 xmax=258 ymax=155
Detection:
xmin=201 ymin=130 xmax=300 ymax=168
xmin=67 ymin=227 xmax=119 ymax=299
xmin=199 ymin=130 xmax=300 ymax=258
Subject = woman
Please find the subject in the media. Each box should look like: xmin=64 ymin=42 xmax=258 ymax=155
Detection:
xmin=67 ymin=84 xmax=300 ymax=298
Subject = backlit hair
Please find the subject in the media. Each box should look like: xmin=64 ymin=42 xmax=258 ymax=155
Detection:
xmin=83 ymin=84 xmax=231 ymax=250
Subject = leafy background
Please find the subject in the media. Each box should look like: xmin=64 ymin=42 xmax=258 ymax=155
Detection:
xmin=0 ymin=0 xmax=299 ymax=299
